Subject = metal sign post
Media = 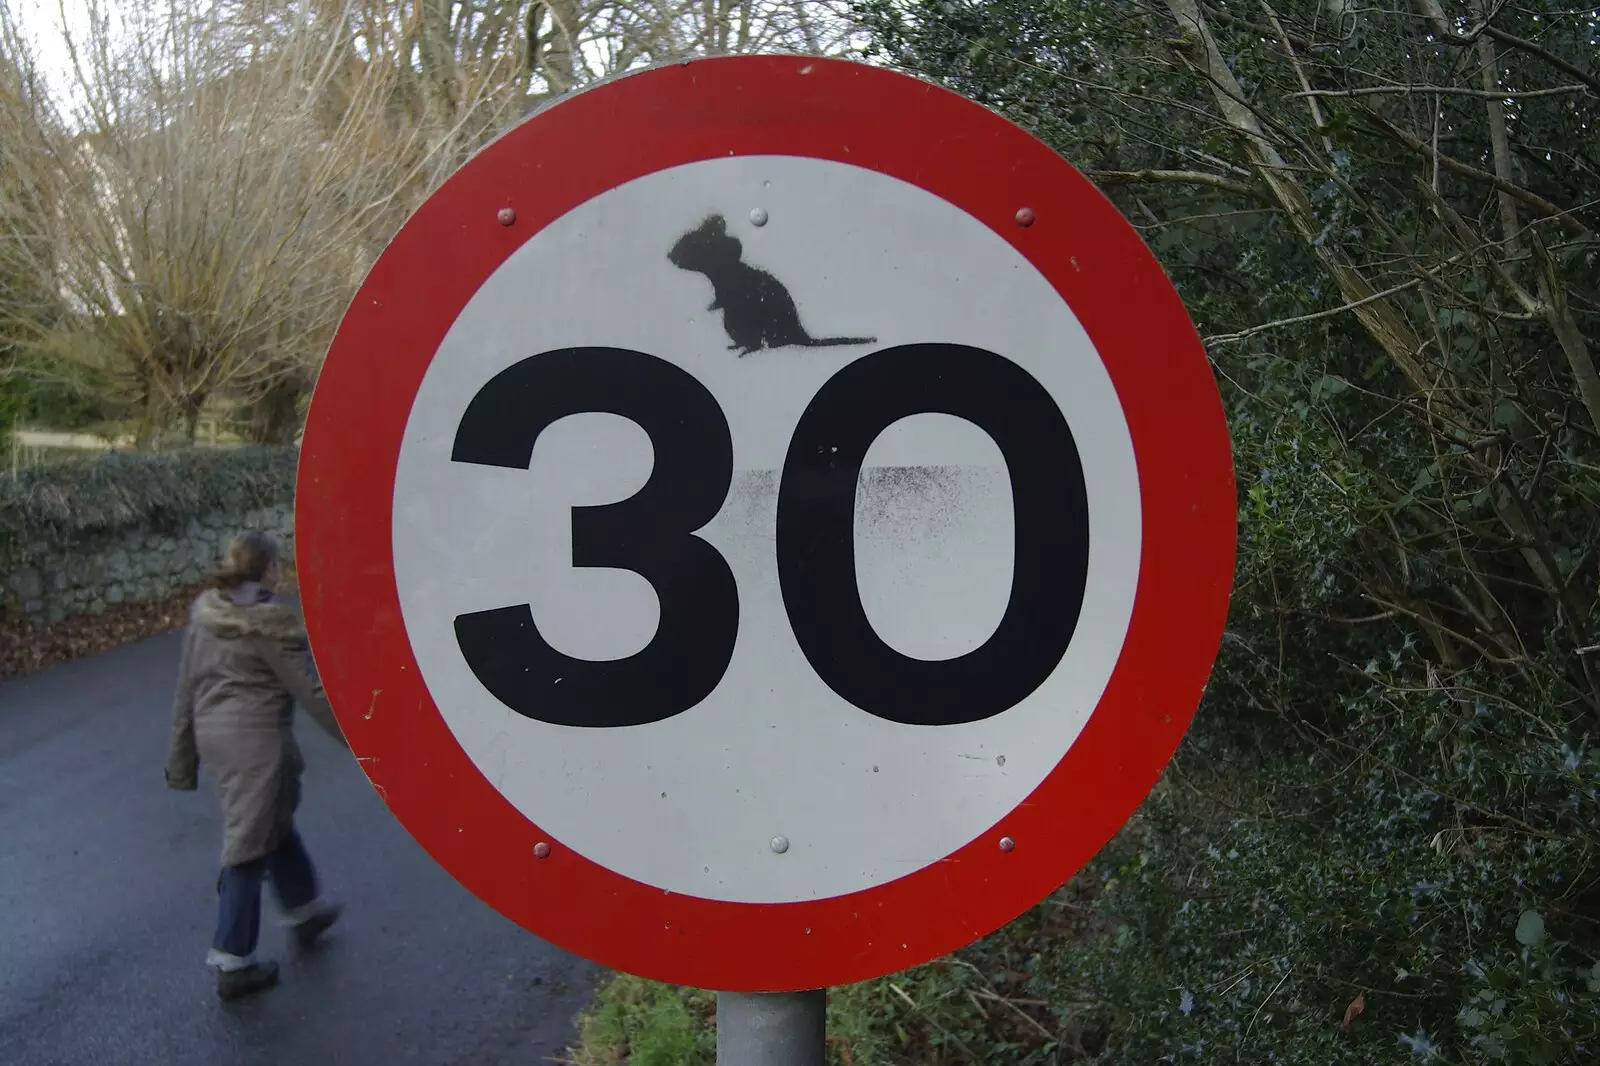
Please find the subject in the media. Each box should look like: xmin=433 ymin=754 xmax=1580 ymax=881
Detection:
xmin=299 ymin=54 xmax=1236 ymax=1056
xmin=716 ymin=990 xmax=826 ymax=1066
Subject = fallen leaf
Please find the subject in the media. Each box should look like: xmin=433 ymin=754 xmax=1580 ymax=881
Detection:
xmin=1340 ymin=992 xmax=1365 ymax=1033
xmin=0 ymin=564 xmax=298 ymax=682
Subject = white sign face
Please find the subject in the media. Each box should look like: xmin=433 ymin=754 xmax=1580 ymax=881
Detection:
xmin=391 ymin=154 xmax=1141 ymax=904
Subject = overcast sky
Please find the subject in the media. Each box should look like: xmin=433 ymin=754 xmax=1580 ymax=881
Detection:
xmin=14 ymin=0 xmax=98 ymax=100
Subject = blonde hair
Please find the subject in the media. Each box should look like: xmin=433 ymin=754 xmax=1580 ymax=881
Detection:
xmin=212 ymin=531 xmax=281 ymax=590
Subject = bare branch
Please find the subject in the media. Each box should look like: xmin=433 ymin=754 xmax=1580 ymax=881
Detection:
xmin=1295 ymin=84 xmax=1592 ymax=101
xmin=1261 ymin=0 xmax=1331 ymax=153
xmin=1087 ymin=168 xmax=1262 ymax=198
xmin=1529 ymin=231 xmax=1600 ymax=435
xmin=1359 ymin=107 xmax=1591 ymax=237
xmin=1206 ymin=276 xmax=1429 ymax=344
xmin=1163 ymin=0 xmax=1433 ymax=393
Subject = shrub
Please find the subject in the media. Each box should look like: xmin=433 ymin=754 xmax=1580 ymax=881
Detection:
xmin=0 ymin=446 xmax=298 ymax=563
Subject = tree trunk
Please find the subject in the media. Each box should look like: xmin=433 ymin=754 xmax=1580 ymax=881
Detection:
xmin=245 ymin=376 xmax=306 ymax=446
xmin=134 ymin=381 xmax=161 ymax=451
xmin=183 ymin=398 xmax=203 ymax=444
xmin=417 ymin=0 xmax=460 ymax=122
xmin=536 ymin=0 xmax=581 ymax=95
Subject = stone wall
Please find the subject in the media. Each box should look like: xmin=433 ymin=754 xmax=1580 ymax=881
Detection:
xmin=3 ymin=505 xmax=295 ymax=624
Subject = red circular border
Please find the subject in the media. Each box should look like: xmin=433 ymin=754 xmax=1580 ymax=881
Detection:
xmin=298 ymin=55 xmax=1236 ymax=992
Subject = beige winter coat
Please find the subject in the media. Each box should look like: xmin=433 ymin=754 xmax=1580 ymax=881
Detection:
xmin=164 ymin=584 xmax=346 ymax=867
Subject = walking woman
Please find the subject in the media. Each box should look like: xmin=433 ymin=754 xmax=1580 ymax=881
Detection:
xmin=163 ymin=531 xmax=347 ymax=1002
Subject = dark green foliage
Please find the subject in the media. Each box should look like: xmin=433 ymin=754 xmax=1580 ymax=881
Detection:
xmin=0 ymin=348 xmax=122 ymax=435
xmin=0 ymin=446 xmax=298 ymax=562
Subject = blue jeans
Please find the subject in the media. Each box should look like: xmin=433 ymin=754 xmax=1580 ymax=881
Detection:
xmin=212 ymin=826 xmax=319 ymax=960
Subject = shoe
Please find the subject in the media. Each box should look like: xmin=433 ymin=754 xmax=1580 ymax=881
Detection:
xmin=216 ymin=960 xmax=279 ymax=1002
xmin=292 ymin=902 xmax=343 ymax=950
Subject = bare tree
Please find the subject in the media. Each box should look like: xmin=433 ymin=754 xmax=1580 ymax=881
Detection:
xmin=329 ymin=0 xmax=865 ymax=166
xmin=0 ymin=6 xmax=65 ymax=419
xmin=0 ymin=0 xmax=459 ymax=446
xmin=3 ymin=0 xmax=864 ymax=446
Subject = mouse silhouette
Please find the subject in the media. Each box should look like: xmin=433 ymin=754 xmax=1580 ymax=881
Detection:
xmin=667 ymin=214 xmax=875 ymax=356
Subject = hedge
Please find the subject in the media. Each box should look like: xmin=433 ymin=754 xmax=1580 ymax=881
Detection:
xmin=0 ymin=446 xmax=299 ymax=562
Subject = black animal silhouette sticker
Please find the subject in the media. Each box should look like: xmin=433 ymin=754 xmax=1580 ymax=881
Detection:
xmin=668 ymin=214 xmax=876 ymax=356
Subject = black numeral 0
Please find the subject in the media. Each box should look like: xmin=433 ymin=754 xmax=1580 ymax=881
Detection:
xmin=777 ymin=344 xmax=1088 ymax=726
xmin=450 ymin=343 xmax=1088 ymax=728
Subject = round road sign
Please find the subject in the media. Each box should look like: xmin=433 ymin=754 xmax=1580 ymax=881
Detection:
xmin=298 ymin=55 xmax=1236 ymax=992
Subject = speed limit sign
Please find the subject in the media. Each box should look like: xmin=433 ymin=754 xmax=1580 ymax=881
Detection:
xmin=298 ymin=55 xmax=1236 ymax=992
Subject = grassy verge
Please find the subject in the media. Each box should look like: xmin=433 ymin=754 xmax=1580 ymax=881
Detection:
xmin=565 ymin=875 xmax=1107 ymax=1066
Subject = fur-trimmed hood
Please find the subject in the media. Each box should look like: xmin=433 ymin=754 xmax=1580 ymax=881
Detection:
xmin=191 ymin=587 xmax=307 ymax=642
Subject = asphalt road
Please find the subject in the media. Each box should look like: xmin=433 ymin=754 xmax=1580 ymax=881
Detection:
xmin=0 ymin=629 xmax=599 ymax=1066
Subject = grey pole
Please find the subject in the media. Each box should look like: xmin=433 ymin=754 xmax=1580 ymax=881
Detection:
xmin=716 ymin=990 xmax=826 ymax=1066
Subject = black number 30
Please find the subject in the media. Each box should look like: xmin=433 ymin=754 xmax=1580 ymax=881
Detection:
xmin=450 ymin=343 xmax=1089 ymax=729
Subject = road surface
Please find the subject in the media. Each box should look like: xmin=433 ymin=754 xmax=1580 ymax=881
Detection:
xmin=0 ymin=629 xmax=599 ymax=1065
